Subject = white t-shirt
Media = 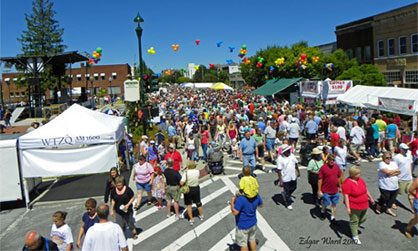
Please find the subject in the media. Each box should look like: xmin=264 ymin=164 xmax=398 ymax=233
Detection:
xmin=82 ymin=221 xmax=127 ymax=251
xmin=378 ymin=161 xmax=399 ymax=191
xmin=350 ymin=126 xmax=365 ymax=145
xmin=393 ymin=153 xmax=413 ymax=181
xmin=181 ymin=169 xmax=200 ymax=187
xmin=277 ymin=154 xmax=298 ymax=182
xmin=334 ymin=146 xmax=347 ymax=169
xmin=50 ymin=223 xmax=73 ymax=251
xmin=337 ymin=126 xmax=347 ymax=141
xmin=288 ymin=123 xmax=300 ymax=138
xmin=185 ymin=124 xmax=194 ymax=136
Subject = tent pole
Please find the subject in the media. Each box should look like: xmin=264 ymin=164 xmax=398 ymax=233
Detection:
xmin=23 ymin=178 xmax=30 ymax=210
xmin=413 ymin=115 xmax=417 ymax=131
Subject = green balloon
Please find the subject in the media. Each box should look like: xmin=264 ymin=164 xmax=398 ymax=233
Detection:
xmin=96 ymin=47 xmax=102 ymax=53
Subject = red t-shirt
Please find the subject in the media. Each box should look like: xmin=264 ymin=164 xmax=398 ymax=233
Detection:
xmin=410 ymin=139 xmax=418 ymax=157
xmin=342 ymin=177 xmax=369 ymax=210
xmin=330 ymin=133 xmax=340 ymax=147
xmin=201 ymin=130 xmax=209 ymax=145
xmin=164 ymin=151 xmax=182 ymax=172
xmin=248 ymin=103 xmax=255 ymax=114
xmin=318 ymin=164 xmax=342 ymax=194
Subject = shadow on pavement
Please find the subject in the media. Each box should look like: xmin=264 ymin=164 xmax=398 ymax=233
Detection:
xmin=329 ymin=220 xmax=351 ymax=239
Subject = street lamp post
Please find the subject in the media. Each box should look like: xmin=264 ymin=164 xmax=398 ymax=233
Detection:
xmin=108 ymin=76 xmax=113 ymax=105
xmin=134 ymin=12 xmax=147 ymax=134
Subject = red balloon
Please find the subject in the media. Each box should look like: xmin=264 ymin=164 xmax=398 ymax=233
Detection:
xmin=209 ymin=63 xmax=215 ymax=69
xmin=301 ymin=53 xmax=307 ymax=60
xmin=195 ymin=39 xmax=200 ymax=45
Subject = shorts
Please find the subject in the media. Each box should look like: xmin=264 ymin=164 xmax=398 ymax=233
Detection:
xmin=349 ymin=144 xmax=361 ymax=153
xmin=289 ymin=137 xmax=298 ymax=145
xmin=266 ymin=138 xmax=275 ymax=151
xmin=378 ymin=131 xmax=385 ymax=143
xmin=236 ymin=225 xmax=257 ymax=247
xmin=166 ymin=185 xmax=180 ymax=202
xmin=398 ymin=180 xmax=412 ymax=195
xmin=257 ymin=145 xmax=264 ymax=158
xmin=322 ymin=192 xmax=339 ymax=207
xmin=135 ymin=181 xmax=151 ymax=192
xmin=184 ymin=186 xmax=202 ymax=206
xmin=414 ymin=198 xmax=418 ymax=214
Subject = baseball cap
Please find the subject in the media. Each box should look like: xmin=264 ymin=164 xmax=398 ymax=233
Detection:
xmin=399 ymin=143 xmax=409 ymax=150
xmin=239 ymin=176 xmax=259 ymax=198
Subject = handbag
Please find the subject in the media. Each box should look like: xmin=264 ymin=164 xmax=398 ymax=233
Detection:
xmin=179 ymin=171 xmax=190 ymax=194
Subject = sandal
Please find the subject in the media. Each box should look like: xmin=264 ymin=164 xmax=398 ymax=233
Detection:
xmin=147 ymin=201 xmax=152 ymax=206
xmin=134 ymin=204 xmax=140 ymax=211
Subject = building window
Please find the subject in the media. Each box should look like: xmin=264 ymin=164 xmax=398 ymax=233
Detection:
xmin=387 ymin=39 xmax=395 ymax=56
xmin=405 ymin=70 xmax=418 ymax=84
xmin=21 ymin=92 xmax=25 ymax=96
xmin=355 ymin=47 xmax=362 ymax=61
xmin=346 ymin=49 xmax=353 ymax=59
xmin=108 ymin=87 xmax=121 ymax=95
xmin=399 ymin=36 xmax=407 ymax=54
xmin=412 ymin=34 xmax=418 ymax=53
xmin=377 ymin=40 xmax=384 ymax=57
xmin=383 ymin=71 xmax=401 ymax=82
xmin=364 ymin=46 xmax=371 ymax=62
xmin=10 ymin=92 xmax=14 ymax=98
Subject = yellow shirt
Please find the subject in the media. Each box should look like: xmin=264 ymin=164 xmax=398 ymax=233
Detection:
xmin=375 ymin=119 xmax=387 ymax=132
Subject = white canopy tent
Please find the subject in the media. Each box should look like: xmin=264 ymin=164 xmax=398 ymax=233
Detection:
xmin=18 ymin=104 xmax=125 ymax=206
xmin=180 ymin=82 xmax=214 ymax=88
xmin=337 ymin=85 xmax=418 ymax=130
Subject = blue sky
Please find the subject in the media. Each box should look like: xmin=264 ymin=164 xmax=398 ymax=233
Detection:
xmin=1 ymin=0 xmax=416 ymax=73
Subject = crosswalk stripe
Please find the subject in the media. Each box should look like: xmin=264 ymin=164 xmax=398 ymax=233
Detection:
xmin=221 ymin=177 xmax=290 ymax=251
xmin=134 ymin=176 xmax=219 ymax=221
xmin=208 ymin=229 xmax=235 ymax=251
xmin=161 ymin=206 xmax=231 ymax=251
xmin=131 ymin=185 xmax=230 ymax=246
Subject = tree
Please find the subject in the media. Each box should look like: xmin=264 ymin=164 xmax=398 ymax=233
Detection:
xmin=18 ymin=0 xmax=66 ymax=56
xmin=337 ymin=64 xmax=386 ymax=86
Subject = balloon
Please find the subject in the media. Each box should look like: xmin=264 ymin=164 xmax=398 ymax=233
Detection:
xmin=257 ymin=57 xmax=265 ymax=63
xmin=226 ymin=59 xmax=233 ymax=65
xmin=97 ymin=53 xmax=101 ymax=58
xmin=171 ymin=44 xmax=180 ymax=52
xmin=209 ymin=63 xmax=215 ymax=69
xmin=301 ymin=53 xmax=307 ymax=61
xmin=228 ymin=46 xmax=235 ymax=53
xmin=269 ymin=66 xmax=275 ymax=72
xmin=256 ymin=62 xmax=263 ymax=68
xmin=96 ymin=47 xmax=102 ymax=53
xmin=275 ymin=57 xmax=285 ymax=66
xmin=312 ymin=56 xmax=319 ymax=63
xmin=195 ymin=39 xmax=200 ymax=45
xmin=242 ymin=57 xmax=251 ymax=65
xmin=194 ymin=65 xmax=200 ymax=70
xmin=216 ymin=41 xmax=223 ymax=47
xmin=147 ymin=47 xmax=156 ymax=54
xmin=300 ymin=64 xmax=307 ymax=70
xmin=241 ymin=44 xmax=247 ymax=49
xmin=325 ymin=63 xmax=334 ymax=71
xmin=88 ymin=58 xmax=94 ymax=65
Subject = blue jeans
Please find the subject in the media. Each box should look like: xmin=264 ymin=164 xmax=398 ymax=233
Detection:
xmin=243 ymin=154 xmax=256 ymax=173
xmin=201 ymin=144 xmax=208 ymax=160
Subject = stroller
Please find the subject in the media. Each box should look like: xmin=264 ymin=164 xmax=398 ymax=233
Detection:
xmin=207 ymin=142 xmax=225 ymax=175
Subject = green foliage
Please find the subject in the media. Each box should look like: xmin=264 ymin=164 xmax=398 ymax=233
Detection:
xmin=177 ymin=76 xmax=192 ymax=83
xmin=336 ymin=64 xmax=386 ymax=86
xmin=240 ymin=42 xmax=358 ymax=87
xmin=18 ymin=0 xmax=66 ymax=56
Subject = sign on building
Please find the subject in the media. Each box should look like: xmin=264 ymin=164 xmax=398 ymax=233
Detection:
xmin=228 ymin=66 xmax=240 ymax=74
xmin=124 ymin=80 xmax=140 ymax=102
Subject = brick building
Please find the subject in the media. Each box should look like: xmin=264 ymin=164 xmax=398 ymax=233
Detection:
xmin=335 ymin=3 xmax=418 ymax=87
xmin=1 ymin=63 xmax=131 ymax=105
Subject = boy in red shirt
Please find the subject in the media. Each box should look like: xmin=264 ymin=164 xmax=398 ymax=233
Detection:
xmin=330 ymin=126 xmax=340 ymax=154
xmin=318 ymin=155 xmax=343 ymax=221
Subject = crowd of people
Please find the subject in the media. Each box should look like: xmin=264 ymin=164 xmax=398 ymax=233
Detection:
xmin=22 ymin=86 xmax=418 ymax=250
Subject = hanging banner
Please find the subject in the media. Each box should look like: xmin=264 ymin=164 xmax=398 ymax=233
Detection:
xmin=124 ymin=80 xmax=140 ymax=102
xmin=300 ymin=81 xmax=321 ymax=98
xmin=378 ymin=97 xmax=416 ymax=116
xmin=323 ymin=80 xmax=352 ymax=99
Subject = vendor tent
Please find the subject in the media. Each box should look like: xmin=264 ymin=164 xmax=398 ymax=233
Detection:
xmin=210 ymin=82 xmax=233 ymax=90
xmin=252 ymin=78 xmax=301 ymax=96
xmin=180 ymin=83 xmax=213 ymax=88
xmin=18 ymin=104 xmax=125 ymax=178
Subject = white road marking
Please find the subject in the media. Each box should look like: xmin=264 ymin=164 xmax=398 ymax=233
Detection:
xmin=208 ymin=228 xmax=235 ymax=251
xmin=161 ymin=206 xmax=231 ymax=251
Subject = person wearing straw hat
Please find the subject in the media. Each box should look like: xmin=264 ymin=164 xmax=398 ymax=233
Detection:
xmin=307 ymin=147 xmax=324 ymax=206
xmin=276 ymin=144 xmax=299 ymax=210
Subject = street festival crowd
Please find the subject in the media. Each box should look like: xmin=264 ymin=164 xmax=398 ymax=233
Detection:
xmin=22 ymin=86 xmax=418 ymax=251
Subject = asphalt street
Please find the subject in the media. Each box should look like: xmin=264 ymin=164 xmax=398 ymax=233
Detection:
xmin=0 ymin=151 xmax=417 ymax=251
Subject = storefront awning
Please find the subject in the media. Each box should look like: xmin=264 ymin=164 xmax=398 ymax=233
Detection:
xmin=253 ymin=78 xmax=301 ymax=96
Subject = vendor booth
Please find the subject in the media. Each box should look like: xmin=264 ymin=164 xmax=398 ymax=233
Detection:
xmin=18 ymin=104 xmax=125 ymax=207
xmin=299 ymin=80 xmax=353 ymax=105
xmin=337 ymin=85 xmax=418 ymax=130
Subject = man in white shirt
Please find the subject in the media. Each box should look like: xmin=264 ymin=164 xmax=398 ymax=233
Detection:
xmin=276 ymin=144 xmax=300 ymax=210
xmin=337 ymin=125 xmax=347 ymax=141
xmin=349 ymin=121 xmax=364 ymax=163
xmin=288 ymin=118 xmax=301 ymax=148
xmin=82 ymin=204 xmax=128 ymax=251
xmin=393 ymin=143 xmax=414 ymax=209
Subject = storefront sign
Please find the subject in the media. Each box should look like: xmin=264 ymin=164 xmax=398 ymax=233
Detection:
xmin=124 ymin=80 xmax=140 ymax=102
xmin=300 ymin=81 xmax=320 ymax=98
xmin=324 ymin=80 xmax=352 ymax=99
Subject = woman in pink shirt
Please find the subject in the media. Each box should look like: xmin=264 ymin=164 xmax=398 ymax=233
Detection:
xmin=342 ymin=166 xmax=375 ymax=245
xmin=133 ymin=155 xmax=154 ymax=210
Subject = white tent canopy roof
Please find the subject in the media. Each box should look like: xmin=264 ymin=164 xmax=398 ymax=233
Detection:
xmin=337 ymin=85 xmax=418 ymax=115
xmin=19 ymin=104 xmax=125 ymax=149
